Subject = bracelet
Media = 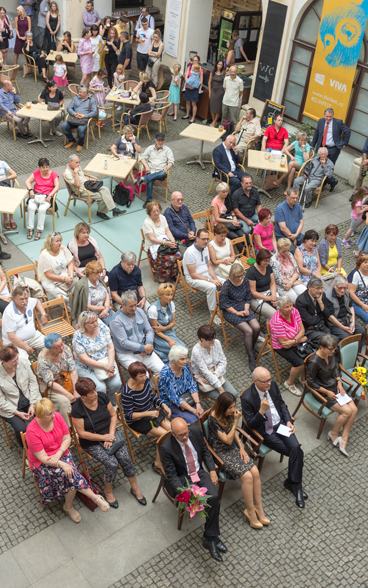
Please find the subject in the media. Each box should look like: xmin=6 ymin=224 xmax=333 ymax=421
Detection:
xmin=232 ymin=425 xmax=237 ymax=430
xmin=196 ymin=402 xmax=201 ymax=405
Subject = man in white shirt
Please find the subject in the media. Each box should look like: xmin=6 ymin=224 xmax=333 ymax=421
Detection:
xmin=222 ymin=66 xmax=243 ymax=126
xmin=135 ymin=18 xmax=154 ymax=73
xmin=232 ymin=30 xmax=249 ymax=63
xmin=136 ymin=6 xmax=155 ymax=31
xmin=183 ymin=229 xmax=224 ymax=323
xmin=138 ymin=133 xmax=174 ymax=208
xmin=234 ymin=108 xmax=262 ymax=155
xmin=2 ymin=285 xmax=48 ymax=360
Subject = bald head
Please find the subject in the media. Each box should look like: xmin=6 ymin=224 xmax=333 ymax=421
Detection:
xmin=171 ymin=417 xmax=189 ymax=441
xmin=171 ymin=191 xmax=184 ymax=211
xmin=253 ymin=367 xmax=272 ymax=392
xmin=224 ymin=134 xmax=236 ymax=149
xmin=3 ymin=80 xmax=11 ymax=89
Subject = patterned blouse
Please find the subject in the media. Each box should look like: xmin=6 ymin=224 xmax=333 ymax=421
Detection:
xmin=269 ymin=308 xmax=302 ymax=350
xmin=72 ymin=319 xmax=112 ymax=373
xmin=37 ymin=346 xmax=76 ymax=385
xmin=270 ymin=252 xmax=301 ymax=296
xmin=88 ymin=279 xmax=107 ymax=308
xmin=158 ymin=362 xmax=197 ymax=408
xmin=120 ymin=378 xmax=164 ymax=425
xmin=191 ymin=340 xmax=227 ymax=390
xmin=297 ymin=244 xmax=319 ymax=285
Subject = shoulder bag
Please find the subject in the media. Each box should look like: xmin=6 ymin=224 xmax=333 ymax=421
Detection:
xmin=356 ymin=270 xmax=368 ymax=304
xmin=84 ymin=180 xmax=103 ymax=192
xmin=83 ymin=400 xmax=125 ymax=456
xmin=157 ymin=243 xmax=179 ymax=256
xmin=68 ymin=97 xmax=91 ymax=126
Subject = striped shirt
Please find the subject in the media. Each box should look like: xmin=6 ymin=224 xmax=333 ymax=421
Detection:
xmin=120 ymin=378 xmax=163 ymax=425
xmin=269 ymin=308 xmax=302 ymax=350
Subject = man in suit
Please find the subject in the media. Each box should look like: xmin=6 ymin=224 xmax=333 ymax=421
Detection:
xmin=212 ymin=134 xmax=248 ymax=193
xmin=241 ymin=367 xmax=307 ymax=509
xmin=160 ymin=418 xmax=226 ymax=562
xmin=311 ymin=108 xmax=351 ymax=192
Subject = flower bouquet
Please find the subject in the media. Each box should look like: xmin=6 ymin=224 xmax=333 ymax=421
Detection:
xmin=351 ymin=365 xmax=368 ymax=405
xmin=176 ymin=479 xmax=212 ymax=520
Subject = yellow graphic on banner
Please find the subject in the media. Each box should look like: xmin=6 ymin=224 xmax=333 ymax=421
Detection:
xmin=304 ymin=0 xmax=368 ymax=121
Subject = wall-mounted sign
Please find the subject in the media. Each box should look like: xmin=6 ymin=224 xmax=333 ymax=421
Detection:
xmin=164 ymin=0 xmax=183 ymax=58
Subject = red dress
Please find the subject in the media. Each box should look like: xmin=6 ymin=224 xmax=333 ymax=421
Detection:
xmin=14 ymin=16 xmax=29 ymax=55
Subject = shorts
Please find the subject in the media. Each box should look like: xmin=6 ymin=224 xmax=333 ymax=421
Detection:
xmin=350 ymin=216 xmax=362 ymax=231
xmin=275 ymin=347 xmax=304 ymax=367
xmin=137 ymin=52 xmax=149 ymax=70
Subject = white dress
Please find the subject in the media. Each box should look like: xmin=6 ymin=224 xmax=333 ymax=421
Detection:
xmin=90 ymin=35 xmax=103 ymax=72
xmin=210 ymin=238 xmax=232 ymax=277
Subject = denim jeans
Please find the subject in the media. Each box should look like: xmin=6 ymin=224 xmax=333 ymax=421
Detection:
xmin=144 ymin=170 xmax=167 ymax=202
xmin=353 ymin=302 xmax=368 ymax=324
xmin=237 ymin=214 xmax=259 ymax=236
xmin=76 ymin=361 xmax=122 ymax=405
xmin=61 ymin=121 xmax=88 ymax=146
xmin=100 ymin=309 xmax=115 ymax=327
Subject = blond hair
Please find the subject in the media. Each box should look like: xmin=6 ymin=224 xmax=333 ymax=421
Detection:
xmin=41 ymin=231 xmax=62 ymax=254
xmin=157 ymin=283 xmax=174 ymax=297
xmin=74 ymin=222 xmax=90 ymax=239
xmin=115 ymin=63 xmax=124 ymax=76
xmin=192 ymin=63 xmax=200 ymax=73
xmin=139 ymin=71 xmax=150 ymax=84
xmin=277 ymin=238 xmax=291 ymax=250
xmin=16 ymin=5 xmax=26 ymax=18
xmin=216 ymin=182 xmax=229 ymax=194
xmin=34 ymin=398 xmax=55 ymax=418
xmin=173 ymin=63 xmax=181 ymax=76
xmin=296 ymin=132 xmax=308 ymax=142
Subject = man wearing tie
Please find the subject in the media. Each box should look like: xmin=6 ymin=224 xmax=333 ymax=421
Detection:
xmin=241 ymin=367 xmax=307 ymax=509
xmin=160 ymin=418 xmax=226 ymax=562
xmin=311 ymin=108 xmax=351 ymax=192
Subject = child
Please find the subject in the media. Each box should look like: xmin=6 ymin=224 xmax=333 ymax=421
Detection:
xmin=53 ymin=54 xmax=68 ymax=88
xmin=186 ymin=63 xmax=201 ymax=90
xmin=168 ymin=63 xmax=181 ymax=121
xmin=90 ymin=67 xmax=109 ymax=106
xmin=343 ymin=186 xmax=368 ymax=247
xmin=113 ymin=63 xmax=125 ymax=90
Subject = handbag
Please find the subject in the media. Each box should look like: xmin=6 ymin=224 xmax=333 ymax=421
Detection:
xmin=217 ymin=259 xmax=243 ymax=279
xmin=151 ymin=406 xmax=172 ymax=427
xmin=147 ymin=58 xmax=155 ymax=68
xmin=295 ymin=342 xmax=317 ymax=360
xmin=47 ymin=102 xmax=61 ymax=111
xmin=13 ymin=275 xmax=43 ymax=300
xmin=93 ymin=356 xmax=109 ymax=381
xmin=68 ymin=98 xmax=91 ymax=126
xmin=157 ymin=243 xmax=179 ymax=256
xmin=84 ymin=180 xmax=103 ymax=192
xmin=55 ymin=275 xmax=78 ymax=293
xmin=55 ymin=371 xmax=74 ymax=394
xmin=179 ymin=390 xmax=195 ymax=407
xmin=194 ymin=367 xmax=225 ymax=393
xmin=76 ymin=462 xmax=102 ymax=511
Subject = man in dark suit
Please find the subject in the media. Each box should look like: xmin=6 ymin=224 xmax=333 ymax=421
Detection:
xmin=241 ymin=367 xmax=307 ymax=509
xmin=212 ymin=134 xmax=248 ymax=193
xmin=160 ymin=418 xmax=226 ymax=562
xmin=311 ymin=108 xmax=351 ymax=192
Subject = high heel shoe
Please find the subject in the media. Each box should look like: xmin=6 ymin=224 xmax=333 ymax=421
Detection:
xmin=327 ymin=431 xmax=336 ymax=444
xmin=244 ymin=508 xmax=263 ymax=529
xmin=333 ymin=437 xmax=350 ymax=457
xmin=254 ymin=507 xmax=270 ymax=525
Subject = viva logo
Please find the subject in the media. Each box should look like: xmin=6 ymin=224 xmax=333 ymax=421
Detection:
xmin=330 ymin=79 xmax=347 ymax=92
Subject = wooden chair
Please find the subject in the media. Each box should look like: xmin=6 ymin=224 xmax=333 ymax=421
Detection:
xmin=255 ymin=322 xmax=290 ymax=384
xmin=68 ymin=413 xmax=102 ymax=478
xmin=63 ymin=172 xmax=97 ymax=223
xmin=68 ymin=83 xmax=79 ymax=99
xmin=64 ymin=112 xmax=95 ymax=151
xmin=114 ymin=393 xmax=157 ymax=464
xmin=0 ymin=64 xmax=20 ymax=93
xmin=191 ymin=210 xmax=212 ymax=232
xmin=173 ymin=259 xmax=206 ymax=316
xmin=150 ymin=101 xmax=171 ymax=134
xmin=0 ymin=102 xmax=29 ymax=141
xmin=23 ymin=191 xmax=59 ymax=231
xmin=22 ymin=48 xmax=38 ymax=82
xmin=20 ymin=432 xmax=44 ymax=507
xmin=137 ymin=228 xmax=157 ymax=282
xmin=207 ymin=160 xmax=246 ymax=195
xmin=119 ymin=108 xmax=152 ymax=139
xmin=138 ymin=164 xmax=170 ymax=203
xmin=5 ymin=262 xmax=48 ymax=303
xmin=34 ymin=297 xmax=75 ymax=338
xmin=338 ymin=334 xmax=366 ymax=404
xmin=232 ymin=235 xmax=255 ymax=268
xmin=209 ymin=291 xmax=243 ymax=350
xmin=241 ymin=139 xmax=256 ymax=168
xmin=1 ymin=417 xmax=14 ymax=449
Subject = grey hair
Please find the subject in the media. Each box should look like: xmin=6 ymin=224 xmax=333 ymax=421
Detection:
xmin=318 ymin=334 xmax=337 ymax=349
xmin=25 ymin=31 xmax=33 ymax=37
xmin=286 ymin=187 xmax=298 ymax=197
xmin=216 ymin=182 xmax=229 ymax=194
xmin=121 ymin=251 xmax=137 ymax=264
xmin=308 ymin=276 xmax=323 ymax=289
xmin=69 ymin=154 xmax=80 ymax=162
xmin=324 ymin=108 xmax=334 ymax=115
xmin=78 ymin=311 xmax=96 ymax=333
xmin=78 ymin=85 xmax=88 ymax=93
xmin=168 ymin=345 xmax=189 ymax=363
xmin=276 ymin=295 xmax=292 ymax=309
xmin=333 ymin=275 xmax=348 ymax=286
xmin=120 ymin=289 xmax=137 ymax=305
xmin=318 ymin=147 xmax=328 ymax=155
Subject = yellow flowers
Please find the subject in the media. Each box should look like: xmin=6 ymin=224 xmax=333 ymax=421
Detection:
xmin=357 ymin=366 xmax=367 ymax=374
xmin=359 ymin=378 xmax=367 ymax=386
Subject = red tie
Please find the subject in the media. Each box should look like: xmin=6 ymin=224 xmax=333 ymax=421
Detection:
xmin=322 ymin=122 xmax=329 ymax=147
xmin=184 ymin=442 xmax=200 ymax=482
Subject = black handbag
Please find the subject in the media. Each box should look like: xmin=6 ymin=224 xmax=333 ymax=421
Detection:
xmin=68 ymin=98 xmax=92 ymax=126
xmin=179 ymin=390 xmax=195 ymax=407
xmin=295 ymin=341 xmax=317 ymax=360
xmin=84 ymin=180 xmax=103 ymax=192
xmin=157 ymin=243 xmax=179 ymax=256
xmin=147 ymin=58 xmax=155 ymax=68
xmin=220 ymin=213 xmax=238 ymax=231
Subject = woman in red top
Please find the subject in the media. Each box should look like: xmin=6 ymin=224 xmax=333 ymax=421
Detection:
xmin=253 ymin=208 xmax=277 ymax=253
xmin=25 ymin=157 xmax=60 ymax=241
xmin=26 ymin=398 xmax=110 ymax=521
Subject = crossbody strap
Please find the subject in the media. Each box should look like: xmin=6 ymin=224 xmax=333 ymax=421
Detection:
xmin=357 ymin=269 xmax=368 ymax=291
xmin=169 ymin=205 xmax=190 ymax=232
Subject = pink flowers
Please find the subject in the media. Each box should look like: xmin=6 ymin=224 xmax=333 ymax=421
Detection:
xmin=190 ymin=485 xmax=207 ymax=497
xmin=186 ymin=499 xmax=205 ymax=518
xmin=176 ymin=489 xmax=191 ymax=505
xmin=176 ymin=479 xmax=212 ymax=521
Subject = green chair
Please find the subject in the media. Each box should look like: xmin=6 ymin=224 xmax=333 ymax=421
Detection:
xmin=338 ymin=334 xmax=366 ymax=404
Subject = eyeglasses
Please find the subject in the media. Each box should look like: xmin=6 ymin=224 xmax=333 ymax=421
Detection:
xmin=23 ymin=313 xmax=29 ymax=324
xmin=255 ymin=378 xmax=271 ymax=383
xmin=175 ymin=432 xmax=189 ymax=439
xmin=326 ymin=225 xmax=338 ymax=231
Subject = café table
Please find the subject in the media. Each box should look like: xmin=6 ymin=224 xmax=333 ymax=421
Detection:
xmin=15 ymin=103 xmax=63 ymax=148
xmin=247 ymin=150 xmax=287 ymax=199
xmin=179 ymin=124 xmax=225 ymax=169
xmin=84 ymin=153 xmax=136 ymax=191
xmin=105 ymin=91 xmax=140 ymax=133
xmin=0 ymin=186 xmax=28 ymax=245
xmin=46 ymin=51 xmax=78 ymax=78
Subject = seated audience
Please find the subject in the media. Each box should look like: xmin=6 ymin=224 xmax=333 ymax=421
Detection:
xmin=211 ymin=182 xmax=246 ymax=245
xmin=253 ymin=208 xmax=277 ymax=253
xmin=219 ymin=264 xmax=260 ymax=371
xmin=241 ymin=367 xmax=307 ymax=509
xmin=158 ymin=345 xmax=203 ymax=424
xmin=232 ymin=175 xmax=262 ymax=237
xmin=191 ymin=325 xmax=237 ymax=401
xmin=147 ymin=283 xmax=185 ymax=363
xmin=318 ymin=224 xmax=346 ymax=276
xmin=110 ymin=124 xmax=142 ymax=186
xmin=23 ymin=30 xmax=48 ymax=81
xmin=261 ymin=114 xmax=288 ymax=153
xmin=273 ymin=132 xmax=311 ymax=193
xmin=0 ymin=80 xmax=30 ymax=139
xmin=270 ymin=238 xmax=307 ymax=302
xmin=208 ymin=224 xmax=236 ymax=278
xmin=123 ymin=92 xmax=152 ymax=125
xmin=0 ymin=265 xmax=11 ymax=315
xmin=72 ymin=311 xmax=122 ymax=404
xmin=142 ymin=200 xmax=181 ymax=282
xmin=348 ymin=254 xmax=368 ymax=324
xmin=110 ymin=290 xmax=164 ymax=375
xmin=0 ymin=159 xmax=17 ymax=230
xmin=132 ymin=71 xmax=157 ymax=102
xmin=274 ymin=188 xmax=304 ymax=253
xmin=2 ymin=284 xmax=47 ymax=359
xmin=64 ymin=154 xmax=124 ymax=220
xmin=39 ymin=80 xmax=64 ymax=136
xmin=164 ymin=191 xmax=196 ymax=251
xmin=138 ymin=133 xmax=174 ymax=208
xmin=68 ymin=222 xmax=105 ymax=278
xmin=38 ymin=231 xmax=76 ymax=312
xmin=37 ymin=333 xmax=79 ymax=425
xmin=72 ymin=261 xmax=114 ymax=326
xmin=208 ymin=392 xmax=268 ymax=529
xmin=269 ymin=296 xmax=306 ymax=396
xmin=325 ymin=275 xmax=364 ymax=343
xmin=234 ymin=108 xmax=262 ymax=155
xmin=183 ymin=228 xmax=224 ymax=324
xmin=246 ymin=249 xmax=277 ymax=320
xmin=0 ymin=344 xmax=41 ymax=447
xmin=57 ymin=30 xmax=75 ymax=53
xmin=71 ymin=377 xmax=146 ymax=508
xmin=120 ymin=361 xmax=171 ymax=473
xmin=25 ymin=158 xmax=60 ymax=241
xmin=61 ymin=85 xmax=98 ymax=152
xmin=306 ymin=335 xmax=358 ymax=456
xmin=212 ymin=134 xmax=247 ymax=193
xmin=293 ymin=147 xmax=334 ymax=208
xmin=26 ymin=398 xmax=109 ymax=516
xmin=294 ymin=230 xmax=322 ymax=286
xmin=109 ymin=251 xmax=147 ymax=311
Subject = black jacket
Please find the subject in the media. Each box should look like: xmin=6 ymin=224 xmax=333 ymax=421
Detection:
xmin=294 ymin=289 xmax=333 ymax=330
xmin=213 ymin=143 xmax=241 ymax=178
xmin=311 ymin=117 xmax=351 ymax=151
xmin=241 ymin=381 xmax=291 ymax=437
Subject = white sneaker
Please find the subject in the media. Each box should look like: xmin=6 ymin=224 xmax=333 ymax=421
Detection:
xmin=212 ymin=315 xmax=221 ymax=326
xmin=54 ymin=130 xmax=63 ymax=137
xmin=49 ymin=129 xmax=53 ymax=136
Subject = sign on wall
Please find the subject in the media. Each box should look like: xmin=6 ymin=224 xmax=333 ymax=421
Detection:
xmin=304 ymin=0 xmax=368 ymax=121
xmin=164 ymin=0 xmax=183 ymax=58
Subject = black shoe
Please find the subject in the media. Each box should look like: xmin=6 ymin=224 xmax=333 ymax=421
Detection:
xmin=216 ymin=539 xmax=227 ymax=553
xmin=349 ymin=193 xmax=355 ymax=202
xmin=202 ymin=539 xmax=223 ymax=562
xmin=96 ymin=212 xmax=110 ymax=221
xmin=103 ymin=493 xmax=119 ymax=509
xmin=17 ymin=132 xmax=32 ymax=138
xmin=304 ymin=202 xmax=311 ymax=208
xmin=295 ymin=488 xmax=305 ymax=509
xmin=329 ymin=179 xmax=338 ymax=192
xmin=284 ymin=479 xmax=308 ymax=500
xmin=130 ymin=488 xmax=147 ymax=505
xmin=112 ymin=207 xmax=126 ymax=217
xmin=136 ymin=176 xmax=144 ymax=187
xmin=0 ymin=251 xmax=11 ymax=260
xmin=142 ymin=201 xmax=148 ymax=209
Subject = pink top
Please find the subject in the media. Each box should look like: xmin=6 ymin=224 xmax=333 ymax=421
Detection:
xmin=351 ymin=201 xmax=363 ymax=220
xmin=253 ymin=222 xmax=274 ymax=251
xmin=211 ymin=196 xmax=227 ymax=226
xmin=26 ymin=412 xmax=69 ymax=469
xmin=33 ymin=169 xmax=59 ymax=195
xmin=270 ymin=308 xmax=302 ymax=350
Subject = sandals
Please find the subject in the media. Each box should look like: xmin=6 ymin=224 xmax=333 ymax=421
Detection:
xmin=34 ymin=230 xmax=42 ymax=241
xmin=10 ymin=221 xmax=17 ymax=229
xmin=283 ymin=381 xmax=302 ymax=397
xmin=63 ymin=504 xmax=81 ymax=523
xmin=3 ymin=222 xmax=11 ymax=230
xmin=94 ymin=494 xmax=110 ymax=512
xmin=27 ymin=230 xmax=33 ymax=239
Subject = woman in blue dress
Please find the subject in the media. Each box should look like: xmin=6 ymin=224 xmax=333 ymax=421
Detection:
xmin=147 ymin=283 xmax=186 ymax=363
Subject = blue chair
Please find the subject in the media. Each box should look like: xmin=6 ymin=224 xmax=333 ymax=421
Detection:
xmin=338 ymin=334 xmax=366 ymax=404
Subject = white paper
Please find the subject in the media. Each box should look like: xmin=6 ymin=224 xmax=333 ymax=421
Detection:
xmin=164 ymin=0 xmax=183 ymax=58
xmin=277 ymin=424 xmax=292 ymax=437
xmin=335 ymin=393 xmax=352 ymax=406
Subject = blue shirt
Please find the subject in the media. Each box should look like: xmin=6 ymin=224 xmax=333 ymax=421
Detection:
xmin=67 ymin=95 xmax=98 ymax=119
xmin=110 ymin=308 xmax=154 ymax=354
xmin=19 ymin=0 xmax=35 ymax=16
xmin=274 ymin=200 xmax=303 ymax=240
xmin=363 ymin=137 xmax=368 ymax=155
xmin=0 ymin=88 xmax=20 ymax=116
xmin=164 ymin=205 xmax=196 ymax=240
xmin=291 ymin=140 xmax=310 ymax=167
xmin=158 ymin=362 xmax=197 ymax=408
xmin=108 ymin=264 xmax=143 ymax=297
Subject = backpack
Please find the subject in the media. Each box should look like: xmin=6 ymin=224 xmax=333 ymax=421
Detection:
xmin=221 ymin=120 xmax=234 ymax=141
xmin=113 ymin=183 xmax=133 ymax=207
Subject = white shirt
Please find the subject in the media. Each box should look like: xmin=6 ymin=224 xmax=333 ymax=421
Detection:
xmin=177 ymin=437 xmax=200 ymax=473
xmin=136 ymin=27 xmax=154 ymax=54
xmin=147 ymin=301 xmax=176 ymax=319
xmin=223 ymin=143 xmax=236 ymax=172
xmin=140 ymin=144 xmax=175 ymax=174
xmin=2 ymin=298 xmax=38 ymax=345
xmin=255 ymin=385 xmax=281 ymax=427
xmin=223 ymin=75 xmax=243 ymax=107
xmin=183 ymin=244 xmax=210 ymax=280
xmin=324 ymin=120 xmax=334 ymax=146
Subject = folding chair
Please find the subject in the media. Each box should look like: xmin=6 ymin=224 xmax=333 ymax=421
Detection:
xmin=232 ymin=235 xmax=254 ymax=268
xmin=68 ymin=413 xmax=102 ymax=478
xmin=34 ymin=297 xmax=75 ymax=338
xmin=1 ymin=417 xmax=14 ymax=449
xmin=173 ymin=259 xmax=206 ymax=316
xmin=255 ymin=322 xmax=290 ymax=384
xmin=137 ymin=228 xmax=157 ymax=282
xmin=209 ymin=290 xmax=243 ymax=350
xmin=138 ymin=164 xmax=170 ymax=202
xmin=63 ymin=172 xmax=97 ymax=223
xmin=191 ymin=210 xmax=212 ymax=232
xmin=114 ymin=393 xmax=157 ymax=464
xmin=5 ymin=262 xmax=48 ymax=305
xmin=20 ymin=432 xmax=44 ymax=507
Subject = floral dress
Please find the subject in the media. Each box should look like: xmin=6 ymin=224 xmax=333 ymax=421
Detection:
xmin=37 ymin=346 xmax=76 ymax=387
xmin=208 ymin=415 xmax=255 ymax=479
xmin=90 ymin=75 xmax=106 ymax=105
xmin=72 ymin=319 xmax=111 ymax=374
xmin=297 ymin=244 xmax=319 ymax=286
xmin=270 ymin=252 xmax=301 ymax=296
